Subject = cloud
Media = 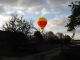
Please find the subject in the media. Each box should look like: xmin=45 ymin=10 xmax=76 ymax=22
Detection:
xmin=45 ymin=15 xmax=68 ymax=33
xmin=22 ymin=0 xmax=67 ymax=15
xmin=0 ymin=0 xmax=72 ymax=16
xmin=27 ymin=6 xmax=41 ymax=15
xmin=47 ymin=0 xmax=66 ymax=9
xmin=0 ymin=15 xmax=10 ymax=29
xmin=47 ymin=0 xmax=67 ymax=5
xmin=22 ymin=0 xmax=47 ymax=7
xmin=3 ymin=0 xmax=72 ymax=17
xmin=41 ymin=8 xmax=50 ymax=16
xmin=27 ymin=6 xmax=50 ymax=16
xmin=0 ymin=6 xmax=5 ymax=14
xmin=0 ymin=0 xmax=17 ymax=6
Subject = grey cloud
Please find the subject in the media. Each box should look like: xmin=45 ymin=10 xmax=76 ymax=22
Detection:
xmin=74 ymin=28 xmax=80 ymax=33
xmin=0 ymin=6 xmax=5 ymax=14
xmin=47 ymin=0 xmax=67 ymax=4
xmin=0 ymin=0 xmax=47 ymax=7
xmin=0 ymin=0 xmax=71 ymax=16
xmin=45 ymin=15 xmax=68 ymax=33
xmin=22 ymin=0 xmax=47 ymax=7
xmin=0 ymin=0 xmax=17 ymax=5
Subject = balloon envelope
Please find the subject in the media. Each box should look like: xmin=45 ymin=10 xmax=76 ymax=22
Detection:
xmin=37 ymin=17 xmax=47 ymax=29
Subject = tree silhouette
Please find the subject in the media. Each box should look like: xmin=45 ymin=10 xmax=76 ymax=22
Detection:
xmin=3 ymin=15 xmax=33 ymax=36
xmin=66 ymin=1 xmax=80 ymax=39
xmin=56 ymin=32 xmax=64 ymax=40
xmin=34 ymin=31 xmax=43 ymax=43
xmin=44 ymin=31 xmax=58 ymax=43
xmin=64 ymin=35 xmax=71 ymax=44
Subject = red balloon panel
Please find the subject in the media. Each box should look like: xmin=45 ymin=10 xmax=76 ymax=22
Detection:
xmin=37 ymin=21 xmax=47 ymax=29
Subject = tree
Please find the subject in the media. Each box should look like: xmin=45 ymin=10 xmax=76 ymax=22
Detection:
xmin=34 ymin=31 xmax=43 ymax=43
xmin=45 ymin=31 xmax=58 ymax=43
xmin=64 ymin=35 xmax=71 ymax=44
xmin=56 ymin=32 xmax=64 ymax=40
xmin=66 ymin=1 xmax=80 ymax=38
xmin=45 ymin=31 xmax=57 ymax=40
xmin=3 ymin=15 xmax=33 ymax=36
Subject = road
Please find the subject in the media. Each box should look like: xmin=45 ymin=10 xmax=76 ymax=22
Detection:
xmin=0 ymin=47 xmax=61 ymax=60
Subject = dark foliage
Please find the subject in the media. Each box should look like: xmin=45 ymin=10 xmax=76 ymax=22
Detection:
xmin=0 ymin=30 xmax=72 ymax=57
xmin=3 ymin=15 xmax=33 ymax=36
xmin=34 ymin=31 xmax=43 ymax=43
xmin=66 ymin=1 xmax=80 ymax=38
xmin=0 ymin=31 xmax=29 ymax=56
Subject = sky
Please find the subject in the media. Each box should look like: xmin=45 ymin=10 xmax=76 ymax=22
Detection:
xmin=0 ymin=0 xmax=80 ymax=39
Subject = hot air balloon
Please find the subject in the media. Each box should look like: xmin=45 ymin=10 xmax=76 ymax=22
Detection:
xmin=37 ymin=17 xmax=47 ymax=29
